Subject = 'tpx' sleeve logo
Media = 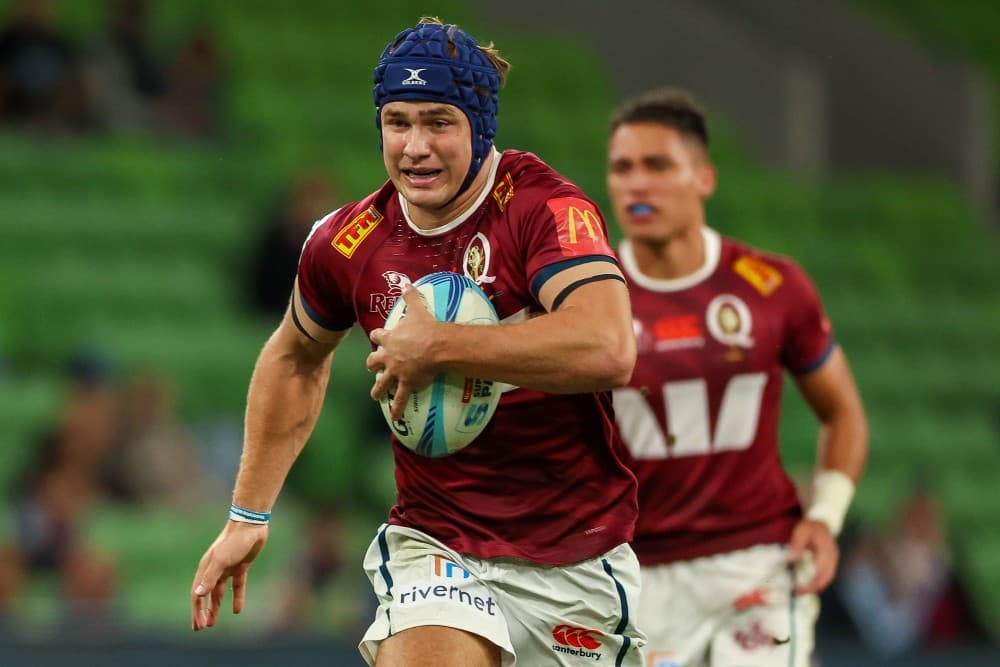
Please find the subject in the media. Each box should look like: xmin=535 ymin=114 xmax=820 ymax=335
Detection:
xmin=332 ymin=205 xmax=383 ymax=258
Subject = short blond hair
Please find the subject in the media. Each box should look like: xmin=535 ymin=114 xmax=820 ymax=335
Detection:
xmin=410 ymin=16 xmax=511 ymax=87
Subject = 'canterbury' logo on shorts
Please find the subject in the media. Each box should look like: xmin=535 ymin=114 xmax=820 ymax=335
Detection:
xmin=552 ymin=624 xmax=604 ymax=660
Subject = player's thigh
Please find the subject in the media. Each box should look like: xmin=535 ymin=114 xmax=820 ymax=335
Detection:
xmin=711 ymin=593 xmax=818 ymax=667
xmin=639 ymin=563 xmax=713 ymax=667
xmin=358 ymin=525 xmax=514 ymax=667
xmin=376 ymin=625 xmax=501 ymax=667
xmin=710 ymin=548 xmax=819 ymax=667
xmin=490 ymin=542 xmax=647 ymax=666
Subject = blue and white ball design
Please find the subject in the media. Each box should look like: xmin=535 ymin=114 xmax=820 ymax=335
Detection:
xmin=378 ymin=271 xmax=502 ymax=457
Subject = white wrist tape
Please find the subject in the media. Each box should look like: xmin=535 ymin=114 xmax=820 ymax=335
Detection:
xmin=806 ymin=469 xmax=855 ymax=537
xmin=229 ymin=504 xmax=271 ymax=525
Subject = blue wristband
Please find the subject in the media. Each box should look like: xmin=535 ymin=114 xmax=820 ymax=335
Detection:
xmin=229 ymin=504 xmax=271 ymax=525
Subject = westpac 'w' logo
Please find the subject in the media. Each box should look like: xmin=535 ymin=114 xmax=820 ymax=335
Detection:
xmin=402 ymin=68 xmax=428 ymax=86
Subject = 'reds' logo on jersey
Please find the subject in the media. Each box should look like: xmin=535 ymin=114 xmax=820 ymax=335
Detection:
xmin=370 ymin=270 xmax=412 ymax=319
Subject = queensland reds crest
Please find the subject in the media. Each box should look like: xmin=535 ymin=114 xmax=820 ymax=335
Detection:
xmin=706 ymin=294 xmax=754 ymax=361
xmin=462 ymin=232 xmax=496 ymax=285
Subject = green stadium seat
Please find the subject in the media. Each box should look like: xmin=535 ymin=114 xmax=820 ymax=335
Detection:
xmin=85 ymin=503 xmax=305 ymax=633
xmin=0 ymin=375 xmax=65 ymax=492
xmin=963 ymin=530 xmax=1000 ymax=634
xmin=850 ymin=466 xmax=913 ymax=527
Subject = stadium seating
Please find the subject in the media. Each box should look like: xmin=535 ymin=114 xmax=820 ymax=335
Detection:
xmin=1 ymin=0 xmax=997 ymax=640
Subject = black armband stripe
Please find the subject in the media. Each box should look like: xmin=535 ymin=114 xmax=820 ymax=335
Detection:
xmin=531 ymin=255 xmax=619 ymax=299
xmin=792 ymin=339 xmax=837 ymax=376
xmin=551 ymin=274 xmax=626 ymax=311
xmin=290 ymin=300 xmax=320 ymax=342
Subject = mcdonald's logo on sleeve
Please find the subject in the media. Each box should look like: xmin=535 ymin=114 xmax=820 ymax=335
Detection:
xmin=545 ymin=197 xmax=613 ymax=257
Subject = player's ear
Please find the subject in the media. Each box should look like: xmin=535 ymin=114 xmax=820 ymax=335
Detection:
xmin=696 ymin=162 xmax=717 ymax=198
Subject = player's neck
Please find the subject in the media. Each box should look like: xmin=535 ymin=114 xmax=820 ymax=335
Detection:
xmin=631 ymin=224 xmax=706 ymax=280
xmin=405 ymin=152 xmax=496 ymax=231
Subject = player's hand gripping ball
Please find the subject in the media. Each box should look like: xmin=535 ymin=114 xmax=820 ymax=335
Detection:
xmin=378 ymin=272 xmax=502 ymax=457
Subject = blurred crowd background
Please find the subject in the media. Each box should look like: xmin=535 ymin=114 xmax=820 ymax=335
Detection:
xmin=0 ymin=0 xmax=997 ymax=665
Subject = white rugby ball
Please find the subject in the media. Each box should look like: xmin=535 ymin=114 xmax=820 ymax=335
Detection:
xmin=378 ymin=271 xmax=501 ymax=457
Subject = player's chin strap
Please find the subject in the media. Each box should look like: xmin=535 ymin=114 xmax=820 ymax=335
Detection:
xmin=805 ymin=469 xmax=855 ymax=536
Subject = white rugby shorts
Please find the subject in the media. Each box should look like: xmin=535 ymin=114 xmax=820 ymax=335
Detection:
xmin=638 ymin=544 xmax=819 ymax=667
xmin=359 ymin=523 xmax=647 ymax=666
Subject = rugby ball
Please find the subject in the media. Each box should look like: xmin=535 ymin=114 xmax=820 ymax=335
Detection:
xmin=378 ymin=271 xmax=501 ymax=457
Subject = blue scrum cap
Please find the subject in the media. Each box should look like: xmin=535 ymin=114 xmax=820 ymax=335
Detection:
xmin=373 ymin=21 xmax=501 ymax=195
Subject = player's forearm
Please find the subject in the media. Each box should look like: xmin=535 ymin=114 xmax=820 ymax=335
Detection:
xmin=807 ymin=409 xmax=867 ymax=536
xmin=796 ymin=347 xmax=868 ymax=482
xmin=432 ymin=291 xmax=635 ymax=393
xmin=816 ymin=405 xmax=868 ymax=482
xmin=231 ymin=338 xmax=333 ymax=510
xmin=796 ymin=348 xmax=868 ymax=535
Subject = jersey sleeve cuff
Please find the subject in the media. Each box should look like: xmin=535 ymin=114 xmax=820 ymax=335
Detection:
xmin=530 ymin=256 xmax=619 ymax=302
xmin=790 ymin=339 xmax=836 ymax=375
xmin=299 ymin=292 xmax=351 ymax=331
xmin=293 ymin=283 xmax=354 ymax=343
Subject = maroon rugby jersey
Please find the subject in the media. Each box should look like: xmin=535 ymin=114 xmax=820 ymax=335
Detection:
xmin=614 ymin=228 xmax=834 ymax=565
xmin=297 ymin=149 xmax=637 ymax=564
